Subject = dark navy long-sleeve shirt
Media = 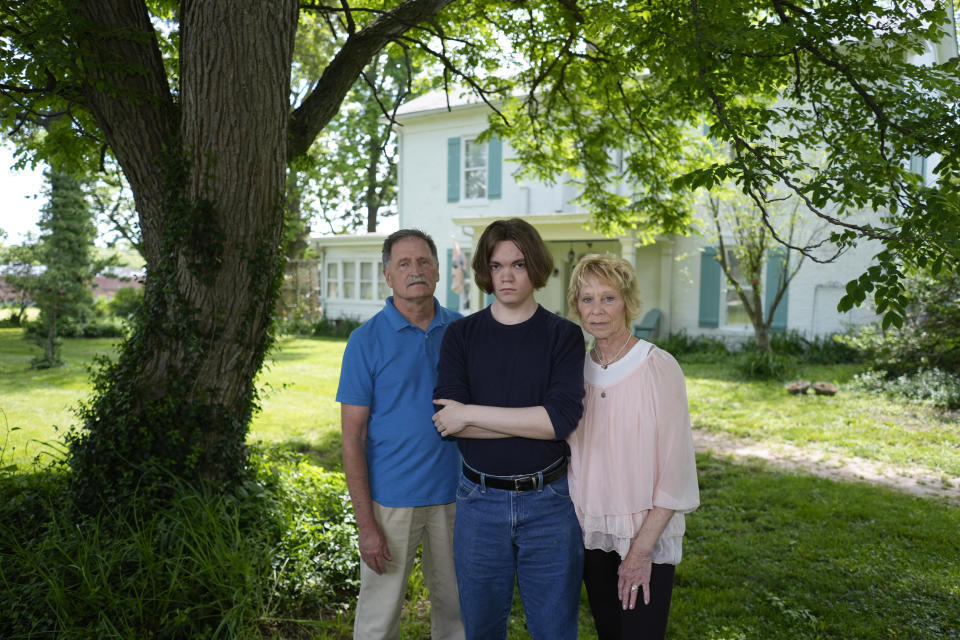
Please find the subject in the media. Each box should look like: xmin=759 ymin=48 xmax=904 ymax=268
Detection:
xmin=434 ymin=304 xmax=586 ymax=475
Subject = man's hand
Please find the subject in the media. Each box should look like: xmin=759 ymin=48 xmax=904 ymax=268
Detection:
xmin=432 ymin=398 xmax=468 ymax=437
xmin=358 ymin=520 xmax=392 ymax=574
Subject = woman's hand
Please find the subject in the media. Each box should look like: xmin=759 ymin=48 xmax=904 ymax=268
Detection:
xmin=432 ymin=398 xmax=468 ymax=436
xmin=618 ymin=539 xmax=654 ymax=609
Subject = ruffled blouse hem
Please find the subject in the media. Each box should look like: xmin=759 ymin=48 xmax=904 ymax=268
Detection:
xmin=578 ymin=511 xmax=687 ymax=565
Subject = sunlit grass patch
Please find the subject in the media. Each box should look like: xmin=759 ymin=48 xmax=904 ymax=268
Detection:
xmin=683 ymin=361 xmax=960 ymax=476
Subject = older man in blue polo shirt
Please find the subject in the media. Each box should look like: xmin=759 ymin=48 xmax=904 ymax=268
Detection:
xmin=336 ymin=229 xmax=464 ymax=640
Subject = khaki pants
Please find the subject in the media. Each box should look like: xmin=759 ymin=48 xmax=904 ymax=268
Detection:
xmin=354 ymin=501 xmax=464 ymax=640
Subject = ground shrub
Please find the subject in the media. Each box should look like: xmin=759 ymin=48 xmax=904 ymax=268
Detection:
xmin=769 ymin=330 xmax=863 ymax=364
xmin=255 ymin=450 xmax=360 ymax=618
xmin=736 ymin=344 xmax=797 ymax=380
xmin=654 ymin=331 xmax=729 ymax=361
xmin=24 ymin=317 xmax=125 ymax=340
xmin=278 ymin=313 xmax=362 ymax=339
xmin=107 ymin=286 xmax=144 ymax=320
xmin=0 ymin=310 xmax=24 ymax=327
xmin=0 ymin=448 xmax=359 ymax=639
xmin=309 ymin=316 xmax=363 ymax=339
xmin=842 ymin=268 xmax=960 ymax=376
xmin=850 ymin=367 xmax=960 ymax=410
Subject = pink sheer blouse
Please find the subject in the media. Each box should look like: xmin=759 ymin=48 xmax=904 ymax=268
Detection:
xmin=567 ymin=340 xmax=700 ymax=564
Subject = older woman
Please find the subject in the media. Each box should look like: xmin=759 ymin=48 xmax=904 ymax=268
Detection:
xmin=566 ymin=254 xmax=700 ymax=640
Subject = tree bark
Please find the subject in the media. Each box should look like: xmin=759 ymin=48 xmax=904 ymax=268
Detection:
xmin=68 ymin=0 xmax=299 ymax=499
xmin=66 ymin=0 xmax=456 ymax=503
xmin=45 ymin=307 xmax=57 ymax=361
xmin=365 ymin=131 xmax=380 ymax=233
xmin=75 ymin=0 xmax=175 ymax=268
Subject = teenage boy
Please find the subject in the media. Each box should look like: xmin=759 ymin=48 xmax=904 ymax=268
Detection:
xmin=338 ymin=229 xmax=465 ymax=640
xmin=433 ymin=218 xmax=585 ymax=640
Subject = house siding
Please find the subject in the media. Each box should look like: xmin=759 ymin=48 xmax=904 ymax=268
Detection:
xmin=312 ymin=92 xmax=883 ymax=340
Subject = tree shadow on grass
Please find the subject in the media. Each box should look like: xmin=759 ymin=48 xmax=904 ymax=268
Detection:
xmin=672 ymin=453 xmax=960 ymax=639
xmin=256 ymin=429 xmax=344 ymax=472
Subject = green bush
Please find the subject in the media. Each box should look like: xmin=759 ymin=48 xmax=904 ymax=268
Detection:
xmin=0 ymin=309 xmax=24 ymax=327
xmin=255 ymin=450 xmax=360 ymax=616
xmin=653 ymin=331 xmax=729 ymax=361
xmin=736 ymin=345 xmax=797 ymax=380
xmin=769 ymin=330 xmax=863 ymax=364
xmin=108 ymin=286 xmax=144 ymax=319
xmin=276 ymin=306 xmax=318 ymax=336
xmin=0 ymin=448 xmax=360 ymax=639
xmin=850 ymin=367 xmax=960 ymax=410
xmin=24 ymin=317 xmax=125 ymax=340
xmin=310 ymin=316 xmax=363 ymax=338
xmin=277 ymin=312 xmax=362 ymax=338
xmin=842 ymin=268 xmax=960 ymax=376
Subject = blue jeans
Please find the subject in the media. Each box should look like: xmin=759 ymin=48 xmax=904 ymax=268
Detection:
xmin=453 ymin=471 xmax=584 ymax=640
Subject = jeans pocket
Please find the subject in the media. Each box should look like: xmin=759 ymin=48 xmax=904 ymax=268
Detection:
xmin=456 ymin=477 xmax=480 ymax=501
xmin=546 ymin=474 xmax=571 ymax=498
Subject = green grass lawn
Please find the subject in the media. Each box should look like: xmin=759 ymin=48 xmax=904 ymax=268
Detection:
xmin=4 ymin=328 xmax=957 ymax=479
xmin=0 ymin=328 xmax=347 ymax=469
xmin=1 ymin=327 xmax=958 ymax=638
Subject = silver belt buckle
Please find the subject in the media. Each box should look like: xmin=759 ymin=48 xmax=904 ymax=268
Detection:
xmin=514 ymin=475 xmax=539 ymax=491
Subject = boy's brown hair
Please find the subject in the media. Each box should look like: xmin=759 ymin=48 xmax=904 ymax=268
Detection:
xmin=472 ymin=218 xmax=554 ymax=294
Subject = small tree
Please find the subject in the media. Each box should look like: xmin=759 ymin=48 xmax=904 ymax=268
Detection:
xmin=28 ymin=171 xmax=98 ymax=368
xmin=706 ymin=191 xmax=807 ymax=351
xmin=0 ymin=239 xmax=41 ymax=325
xmin=296 ymin=44 xmax=411 ymax=235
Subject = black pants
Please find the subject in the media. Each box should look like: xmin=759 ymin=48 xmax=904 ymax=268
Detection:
xmin=583 ymin=548 xmax=676 ymax=640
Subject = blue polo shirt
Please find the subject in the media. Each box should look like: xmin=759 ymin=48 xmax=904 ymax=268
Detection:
xmin=336 ymin=296 xmax=462 ymax=507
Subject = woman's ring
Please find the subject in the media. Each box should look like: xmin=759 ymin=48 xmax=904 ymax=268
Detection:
xmin=630 ymin=585 xmax=639 ymax=591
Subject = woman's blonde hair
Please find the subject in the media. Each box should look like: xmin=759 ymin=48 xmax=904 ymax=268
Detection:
xmin=567 ymin=254 xmax=642 ymax=325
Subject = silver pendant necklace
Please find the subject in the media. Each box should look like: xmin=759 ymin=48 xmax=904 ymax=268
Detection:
xmin=594 ymin=333 xmax=632 ymax=369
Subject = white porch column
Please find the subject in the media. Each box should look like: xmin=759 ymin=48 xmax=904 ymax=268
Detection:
xmin=658 ymin=239 xmax=674 ymax=336
xmin=618 ymin=235 xmax=636 ymax=265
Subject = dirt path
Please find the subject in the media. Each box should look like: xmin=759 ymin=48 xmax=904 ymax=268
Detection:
xmin=693 ymin=428 xmax=960 ymax=505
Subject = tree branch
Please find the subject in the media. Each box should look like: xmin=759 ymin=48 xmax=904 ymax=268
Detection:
xmin=288 ymin=0 xmax=455 ymax=159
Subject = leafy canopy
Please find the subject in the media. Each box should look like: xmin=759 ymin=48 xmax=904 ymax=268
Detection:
xmin=471 ymin=0 xmax=960 ymax=326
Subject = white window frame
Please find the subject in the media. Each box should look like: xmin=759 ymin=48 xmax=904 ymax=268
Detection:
xmin=325 ymin=262 xmax=340 ymax=299
xmin=721 ymin=248 xmax=754 ymax=330
xmin=461 ymin=137 xmax=488 ymax=202
xmin=341 ymin=261 xmax=357 ymax=300
xmin=326 ymin=259 xmax=384 ymax=301
xmin=359 ymin=261 xmax=377 ymax=301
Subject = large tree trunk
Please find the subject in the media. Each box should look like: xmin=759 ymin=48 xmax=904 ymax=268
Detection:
xmin=66 ymin=0 xmax=455 ymax=507
xmin=68 ymin=0 xmax=299 ymax=505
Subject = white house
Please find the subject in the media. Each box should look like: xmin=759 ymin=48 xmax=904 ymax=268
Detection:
xmin=309 ymin=86 xmax=899 ymax=341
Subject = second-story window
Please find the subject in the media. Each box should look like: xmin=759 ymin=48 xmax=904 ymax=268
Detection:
xmin=463 ymin=138 xmax=488 ymax=200
xmin=448 ymin=135 xmax=501 ymax=203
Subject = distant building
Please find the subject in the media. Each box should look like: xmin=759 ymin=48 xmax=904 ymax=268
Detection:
xmin=307 ymin=88 xmax=898 ymax=340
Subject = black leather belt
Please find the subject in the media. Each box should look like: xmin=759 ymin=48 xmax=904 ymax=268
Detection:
xmin=462 ymin=458 xmax=567 ymax=492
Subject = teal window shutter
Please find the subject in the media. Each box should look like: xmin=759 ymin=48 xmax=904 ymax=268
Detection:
xmin=765 ymin=247 xmax=789 ymax=332
xmin=447 ymin=137 xmax=461 ymax=202
xmin=698 ymin=247 xmax=721 ymax=328
xmin=488 ymin=136 xmax=502 ymax=199
xmin=446 ymin=248 xmax=459 ymax=310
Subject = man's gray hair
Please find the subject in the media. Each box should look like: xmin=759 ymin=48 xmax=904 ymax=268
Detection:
xmin=381 ymin=229 xmax=439 ymax=268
